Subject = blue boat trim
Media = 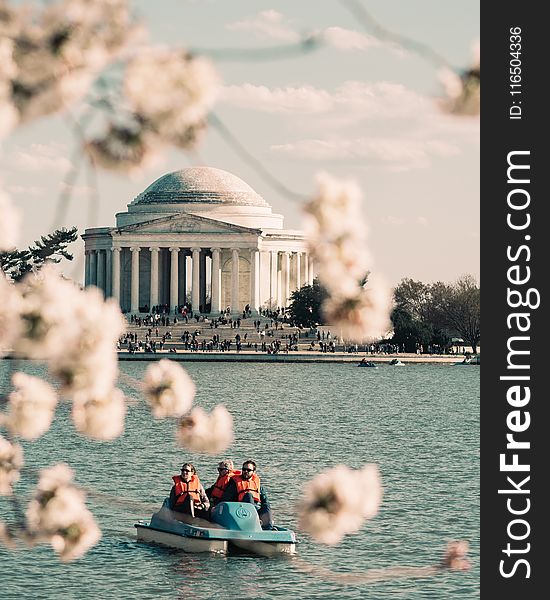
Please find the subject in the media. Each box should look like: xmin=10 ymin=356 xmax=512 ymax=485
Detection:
xmin=135 ymin=501 xmax=296 ymax=548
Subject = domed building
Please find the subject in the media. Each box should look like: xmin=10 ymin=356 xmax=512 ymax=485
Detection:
xmin=82 ymin=167 xmax=312 ymax=314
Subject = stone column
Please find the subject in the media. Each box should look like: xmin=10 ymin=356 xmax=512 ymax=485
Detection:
xmin=170 ymin=247 xmax=179 ymax=313
xmin=277 ymin=253 xmax=283 ymax=307
xmin=84 ymin=251 xmax=90 ymax=286
xmin=89 ymin=250 xmax=97 ymax=286
xmin=250 ymin=249 xmax=259 ymax=314
xmin=270 ymin=250 xmax=278 ymax=309
xmin=283 ymin=251 xmax=290 ymax=307
xmin=178 ymin=251 xmax=187 ymax=307
xmin=191 ymin=247 xmax=200 ymax=313
xmin=308 ymin=256 xmax=314 ymax=284
xmin=149 ymin=247 xmax=159 ymax=309
xmin=105 ymin=248 xmax=112 ymax=297
xmin=130 ymin=246 xmax=140 ymax=313
xmin=199 ymin=250 xmax=207 ymax=310
xmin=112 ymin=247 xmax=121 ymax=302
xmin=295 ymin=252 xmax=301 ymax=290
xmin=96 ymin=250 xmax=106 ymax=294
xmin=210 ymin=247 xmax=221 ymax=315
xmin=231 ymin=249 xmax=240 ymax=313
xmin=304 ymin=253 xmax=309 ymax=286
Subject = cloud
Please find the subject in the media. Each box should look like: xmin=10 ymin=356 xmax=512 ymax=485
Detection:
xmin=226 ymin=10 xmax=299 ymax=42
xmin=225 ymin=11 xmax=384 ymax=53
xmin=322 ymin=26 xmax=380 ymax=50
xmin=222 ymin=83 xmax=333 ymax=114
xmin=221 ymin=80 xmax=430 ymax=119
xmin=11 ymin=143 xmax=71 ymax=172
xmin=270 ymin=137 xmax=460 ymax=170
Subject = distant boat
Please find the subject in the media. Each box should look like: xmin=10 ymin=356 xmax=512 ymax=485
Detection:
xmin=455 ymin=354 xmax=480 ymax=366
xmin=389 ymin=358 xmax=405 ymax=366
xmin=358 ymin=360 xmax=377 ymax=368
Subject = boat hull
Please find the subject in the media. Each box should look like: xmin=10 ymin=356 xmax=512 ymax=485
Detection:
xmin=135 ymin=501 xmax=296 ymax=556
xmin=135 ymin=523 xmax=227 ymax=553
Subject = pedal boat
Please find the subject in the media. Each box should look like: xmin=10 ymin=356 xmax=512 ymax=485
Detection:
xmin=135 ymin=500 xmax=296 ymax=556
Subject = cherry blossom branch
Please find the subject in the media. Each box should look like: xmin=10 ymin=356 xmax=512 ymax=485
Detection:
xmin=50 ymin=148 xmax=84 ymax=231
xmin=339 ymin=0 xmax=454 ymax=69
xmin=208 ymin=112 xmax=307 ymax=203
xmin=293 ymin=556 xmax=440 ymax=584
xmin=191 ymin=36 xmax=323 ymax=62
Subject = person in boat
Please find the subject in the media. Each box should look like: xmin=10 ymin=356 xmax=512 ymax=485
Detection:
xmin=221 ymin=459 xmax=275 ymax=530
xmin=168 ymin=462 xmax=210 ymax=519
xmin=205 ymin=459 xmax=241 ymax=508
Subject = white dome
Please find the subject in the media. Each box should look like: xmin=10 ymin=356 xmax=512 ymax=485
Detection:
xmin=132 ymin=167 xmax=268 ymax=208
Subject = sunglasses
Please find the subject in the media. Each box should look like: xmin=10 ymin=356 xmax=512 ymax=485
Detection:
xmin=242 ymin=468 xmax=255 ymax=472
xmin=181 ymin=469 xmax=193 ymax=473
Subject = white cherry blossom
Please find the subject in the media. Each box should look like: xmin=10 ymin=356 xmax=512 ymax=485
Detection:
xmin=124 ymin=48 xmax=220 ymax=148
xmin=6 ymin=372 xmax=58 ymax=440
xmin=297 ymin=464 xmax=383 ymax=545
xmin=304 ymin=173 xmax=392 ymax=341
xmin=72 ymin=388 xmax=126 ymax=441
xmin=143 ymin=359 xmax=196 ymax=418
xmin=25 ymin=463 xmax=101 ymax=561
xmin=0 ymin=435 xmax=24 ymax=496
xmin=176 ymin=405 xmax=233 ymax=454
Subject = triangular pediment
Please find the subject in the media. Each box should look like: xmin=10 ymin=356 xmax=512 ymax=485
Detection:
xmin=116 ymin=213 xmax=260 ymax=235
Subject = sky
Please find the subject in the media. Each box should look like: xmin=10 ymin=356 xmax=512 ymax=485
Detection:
xmin=1 ymin=0 xmax=480 ymax=287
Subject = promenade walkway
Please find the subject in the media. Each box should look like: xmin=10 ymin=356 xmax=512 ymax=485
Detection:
xmin=119 ymin=315 xmax=466 ymax=364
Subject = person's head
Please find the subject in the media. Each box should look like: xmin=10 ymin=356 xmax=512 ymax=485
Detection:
xmin=180 ymin=462 xmax=196 ymax=481
xmin=217 ymin=459 xmax=234 ymax=476
xmin=241 ymin=460 xmax=257 ymax=481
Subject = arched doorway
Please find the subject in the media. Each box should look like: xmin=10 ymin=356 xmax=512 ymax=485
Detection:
xmin=221 ymin=255 xmax=250 ymax=312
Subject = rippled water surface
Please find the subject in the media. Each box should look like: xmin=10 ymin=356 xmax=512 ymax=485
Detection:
xmin=1 ymin=360 xmax=479 ymax=599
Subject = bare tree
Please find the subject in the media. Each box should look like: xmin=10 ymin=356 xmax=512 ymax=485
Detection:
xmin=432 ymin=275 xmax=480 ymax=354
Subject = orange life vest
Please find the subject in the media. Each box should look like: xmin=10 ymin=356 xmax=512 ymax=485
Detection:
xmin=234 ymin=472 xmax=261 ymax=503
xmin=172 ymin=474 xmax=202 ymax=507
xmin=211 ymin=470 xmax=241 ymax=502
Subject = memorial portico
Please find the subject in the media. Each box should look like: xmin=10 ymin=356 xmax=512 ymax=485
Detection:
xmin=82 ymin=167 xmax=312 ymax=315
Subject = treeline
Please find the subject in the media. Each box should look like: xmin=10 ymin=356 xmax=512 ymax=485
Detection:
xmin=0 ymin=227 xmax=78 ymax=282
xmin=288 ymin=275 xmax=480 ymax=354
xmin=391 ymin=275 xmax=480 ymax=354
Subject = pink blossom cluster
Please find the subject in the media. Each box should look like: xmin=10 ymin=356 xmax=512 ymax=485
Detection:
xmin=438 ymin=41 xmax=480 ymax=116
xmin=86 ymin=48 xmax=220 ymax=173
xmin=143 ymin=360 xmax=234 ymax=454
xmin=4 ymin=372 xmax=58 ymax=440
xmin=304 ymin=173 xmax=392 ymax=342
xmin=143 ymin=359 xmax=196 ymax=418
xmin=297 ymin=463 xmax=383 ymax=545
xmin=176 ymin=405 xmax=234 ymax=454
xmin=0 ymin=0 xmax=136 ymax=134
xmin=25 ymin=464 xmax=101 ymax=561
xmin=0 ymin=434 xmax=23 ymax=495
xmin=0 ymin=265 xmax=127 ymax=441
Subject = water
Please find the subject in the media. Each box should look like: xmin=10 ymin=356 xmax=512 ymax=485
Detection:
xmin=0 ymin=360 xmax=479 ymax=599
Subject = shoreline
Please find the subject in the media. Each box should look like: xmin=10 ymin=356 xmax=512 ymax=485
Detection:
xmin=1 ymin=352 xmax=478 ymax=365
xmin=114 ymin=351 xmax=473 ymax=364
